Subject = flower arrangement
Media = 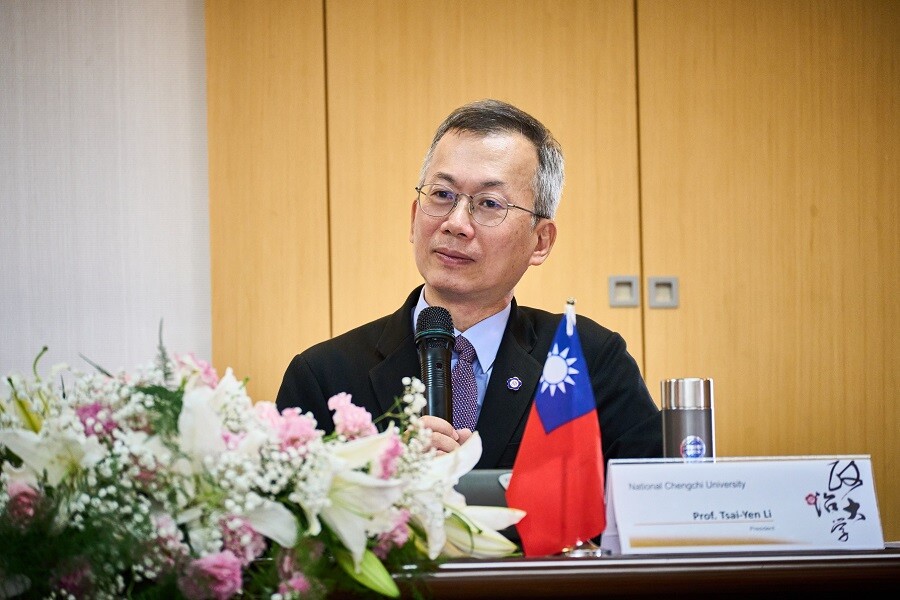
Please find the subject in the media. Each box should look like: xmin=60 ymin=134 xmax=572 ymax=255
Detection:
xmin=0 ymin=340 xmax=524 ymax=599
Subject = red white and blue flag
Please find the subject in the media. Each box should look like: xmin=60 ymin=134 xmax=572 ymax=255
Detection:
xmin=505 ymin=301 xmax=606 ymax=556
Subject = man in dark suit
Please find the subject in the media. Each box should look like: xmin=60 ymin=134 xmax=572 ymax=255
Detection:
xmin=276 ymin=99 xmax=662 ymax=467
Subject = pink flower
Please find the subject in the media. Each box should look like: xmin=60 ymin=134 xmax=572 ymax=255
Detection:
xmin=277 ymin=550 xmax=299 ymax=579
xmin=328 ymin=393 xmax=377 ymax=439
xmin=75 ymin=402 xmax=118 ymax=438
xmin=254 ymin=401 xmax=281 ymax=430
xmin=275 ymin=547 xmax=322 ymax=598
xmin=220 ymin=515 xmax=266 ymax=566
xmin=177 ymin=551 xmax=243 ymax=600
xmin=373 ymin=509 xmax=411 ymax=559
xmin=275 ymin=407 xmax=321 ymax=450
xmin=276 ymin=543 xmax=320 ymax=581
xmin=6 ymin=480 xmax=41 ymax=527
xmin=53 ymin=557 xmax=94 ymax=597
xmin=221 ymin=429 xmax=246 ymax=450
xmin=377 ymin=432 xmax=404 ymax=479
xmin=175 ymin=352 xmax=220 ymax=388
xmin=278 ymin=573 xmax=312 ymax=595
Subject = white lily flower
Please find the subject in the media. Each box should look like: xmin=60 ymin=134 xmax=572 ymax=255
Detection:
xmin=406 ymin=432 xmax=484 ymax=559
xmin=404 ymin=433 xmax=525 ymax=559
xmin=441 ymin=502 xmax=525 ymax=558
xmin=293 ymin=430 xmax=400 ymax=546
xmin=435 ymin=432 xmax=482 ymax=474
xmin=437 ymin=450 xmax=525 ymax=558
xmin=205 ymin=367 xmax=249 ymax=412
xmin=331 ymin=428 xmax=396 ymax=470
xmin=176 ymin=505 xmax=204 ymax=526
xmin=301 ymin=430 xmax=406 ymax=568
xmin=177 ymin=387 xmax=226 ymax=470
xmin=0 ymin=428 xmax=104 ymax=486
xmin=319 ymin=468 xmax=404 ymax=569
xmin=244 ymin=498 xmax=299 ymax=548
xmin=452 ymin=503 xmax=525 ymax=533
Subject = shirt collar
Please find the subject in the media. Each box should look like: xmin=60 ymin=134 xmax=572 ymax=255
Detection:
xmin=412 ymin=289 xmax=511 ymax=371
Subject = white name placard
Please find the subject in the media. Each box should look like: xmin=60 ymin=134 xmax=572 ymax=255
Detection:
xmin=600 ymin=455 xmax=884 ymax=555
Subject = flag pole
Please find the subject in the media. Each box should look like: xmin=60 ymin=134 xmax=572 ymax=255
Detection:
xmin=562 ymin=297 xmax=610 ymax=558
xmin=562 ymin=538 xmax=611 ymax=557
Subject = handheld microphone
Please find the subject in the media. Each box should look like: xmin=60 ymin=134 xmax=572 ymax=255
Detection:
xmin=414 ymin=306 xmax=454 ymax=421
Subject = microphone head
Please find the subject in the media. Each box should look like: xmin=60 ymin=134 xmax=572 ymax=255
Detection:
xmin=415 ymin=306 xmax=454 ymax=344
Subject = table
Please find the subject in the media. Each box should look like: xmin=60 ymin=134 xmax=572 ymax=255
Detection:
xmin=394 ymin=546 xmax=900 ymax=597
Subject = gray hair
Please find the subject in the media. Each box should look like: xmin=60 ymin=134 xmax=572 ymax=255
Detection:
xmin=419 ymin=99 xmax=565 ymax=222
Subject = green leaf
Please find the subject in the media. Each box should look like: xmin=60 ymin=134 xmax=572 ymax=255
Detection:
xmin=333 ymin=547 xmax=400 ymax=598
xmin=78 ymin=353 xmax=114 ymax=378
xmin=134 ymin=384 xmax=184 ymax=437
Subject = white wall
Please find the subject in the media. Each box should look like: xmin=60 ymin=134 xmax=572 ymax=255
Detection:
xmin=0 ymin=0 xmax=211 ymax=378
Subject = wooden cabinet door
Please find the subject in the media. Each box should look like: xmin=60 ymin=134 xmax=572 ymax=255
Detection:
xmin=207 ymin=0 xmax=330 ymax=402
xmin=637 ymin=0 xmax=899 ymax=540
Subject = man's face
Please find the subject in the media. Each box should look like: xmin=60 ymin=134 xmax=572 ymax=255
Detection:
xmin=410 ymin=130 xmax=556 ymax=310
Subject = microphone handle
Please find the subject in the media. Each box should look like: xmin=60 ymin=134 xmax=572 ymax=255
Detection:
xmin=418 ymin=344 xmax=452 ymax=421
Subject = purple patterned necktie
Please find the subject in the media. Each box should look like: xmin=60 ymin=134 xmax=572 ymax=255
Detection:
xmin=452 ymin=335 xmax=478 ymax=430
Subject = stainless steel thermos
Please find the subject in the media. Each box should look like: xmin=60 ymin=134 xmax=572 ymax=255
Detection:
xmin=661 ymin=377 xmax=715 ymax=459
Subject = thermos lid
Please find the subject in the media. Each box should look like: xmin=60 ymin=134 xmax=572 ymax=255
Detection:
xmin=661 ymin=377 xmax=714 ymax=410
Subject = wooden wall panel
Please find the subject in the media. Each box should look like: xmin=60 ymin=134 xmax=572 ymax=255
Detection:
xmin=206 ymin=0 xmax=330 ymax=402
xmin=324 ymin=0 xmax=645 ymax=368
xmin=637 ymin=0 xmax=899 ymax=539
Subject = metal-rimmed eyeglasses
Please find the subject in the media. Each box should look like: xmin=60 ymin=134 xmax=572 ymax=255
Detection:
xmin=415 ymin=183 xmax=549 ymax=227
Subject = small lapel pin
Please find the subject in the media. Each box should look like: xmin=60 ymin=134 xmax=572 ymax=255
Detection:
xmin=506 ymin=376 xmax=523 ymax=391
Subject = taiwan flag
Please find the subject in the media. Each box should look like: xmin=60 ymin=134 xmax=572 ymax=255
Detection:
xmin=505 ymin=301 xmax=606 ymax=556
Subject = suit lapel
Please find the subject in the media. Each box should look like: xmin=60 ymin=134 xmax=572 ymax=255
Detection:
xmin=369 ymin=287 xmax=422 ymax=419
xmin=475 ymin=302 xmax=545 ymax=467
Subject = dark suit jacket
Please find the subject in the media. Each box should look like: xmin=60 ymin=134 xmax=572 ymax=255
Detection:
xmin=276 ymin=286 xmax=663 ymax=469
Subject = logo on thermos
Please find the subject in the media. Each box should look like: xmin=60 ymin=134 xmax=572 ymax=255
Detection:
xmin=680 ymin=435 xmax=706 ymax=459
